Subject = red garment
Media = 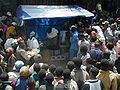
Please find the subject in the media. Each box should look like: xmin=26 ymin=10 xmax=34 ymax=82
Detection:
xmin=3 ymin=25 xmax=9 ymax=33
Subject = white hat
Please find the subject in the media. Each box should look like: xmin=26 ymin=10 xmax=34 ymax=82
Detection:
xmin=70 ymin=25 xmax=77 ymax=31
xmin=47 ymin=28 xmax=58 ymax=39
xmin=30 ymin=31 xmax=35 ymax=38
xmin=7 ymin=12 xmax=12 ymax=16
xmin=11 ymin=22 xmax=17 ymax=26
xmin=8 ymin=72 xmax=17 ymax=81
xmin=13 ymin=60 xmax=24 ymax=72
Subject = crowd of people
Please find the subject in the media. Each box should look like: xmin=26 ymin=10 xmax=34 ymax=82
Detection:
xmin=0 ymin=8 xmax=120 ymax=90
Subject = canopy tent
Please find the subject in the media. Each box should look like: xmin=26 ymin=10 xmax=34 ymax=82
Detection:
xmin=17 ymin=5 xmax=94 ymax=20
xmin=17 ymin=5 xmax=94 ymax=41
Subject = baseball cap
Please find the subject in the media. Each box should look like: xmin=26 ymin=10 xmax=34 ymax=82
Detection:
xmin=102 ymin=21 xmax=109 ymax=25
xmin=8 ymin=72 xmax=17 ymax=81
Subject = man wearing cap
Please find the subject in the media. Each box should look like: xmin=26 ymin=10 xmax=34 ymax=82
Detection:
xmin=27 ymin=31 xmax=39 ymax=49
xmin=69 ymin=25 xmax=78 ymax=60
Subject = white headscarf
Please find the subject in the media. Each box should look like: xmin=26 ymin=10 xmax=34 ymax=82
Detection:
xmin=30 ymin=31 xmax=35 ymax=38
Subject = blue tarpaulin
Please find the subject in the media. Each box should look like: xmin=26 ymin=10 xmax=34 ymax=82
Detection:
xmin=17 ymin=5 xmax=94 ymax=41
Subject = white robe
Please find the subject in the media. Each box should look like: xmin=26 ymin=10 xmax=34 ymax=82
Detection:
xmin=27 ymin=37 xmax=39 ymax=49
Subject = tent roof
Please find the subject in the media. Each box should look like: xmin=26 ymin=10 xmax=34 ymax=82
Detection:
xmin=17 ymin=5 xmax=94 ymax=20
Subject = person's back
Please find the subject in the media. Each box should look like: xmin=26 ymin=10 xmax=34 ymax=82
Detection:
xmin=53 ymin=67 xmax=64 ymax=89
xmin=14 ymin=77 xmax=27 ymax=90
xmin=71 ymin=57 xmax=89 ymax=90
xmin=82 ymin=67 xmax=104 ymax=90
xmin=46 ymin=73 xmax=54 ymax=90
xmin=96 ymin=59 xmax=117 ymax=90
xmin=71 ymin=68 xmax=89 ymax=89
xmin=14 ymin=66 xmax=30 ymax=90
xmin=26 ymin=78 xmax=36 ymax=90
xmin=63 ymin=69 xmax=78 ymax=90
xmin=89 ymin=43 xmax=103 ymax=62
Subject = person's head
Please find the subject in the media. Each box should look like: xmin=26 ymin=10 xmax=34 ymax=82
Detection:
xmin=90 ymin=36 xmax=97 ymax=42
xmin=103 ymin=51 xmax=110 ymax=59
xmin=85 ymin=58 xmax=93 ymax=66
xmin=18 ymin=40 xmax=26 ymax=49
xmin=107 ymin=43 xmax=114 ymax=50
xmin=78 ymin=33 xmax=85 ymax=40
xmin=108 ymin=61 xmax=114 ymax=71
xmin=19 ymin=66 xmax=30 ymax=78
xmin=101 ymin=59 xmax=109 ymax=71
xmin=70 ymin=25 xmax=77 ymax=33
xmin=102 ymin=21 xmax=110 ymax=29
xmin=13 ymin=60 xmax=24 ymax=72
xmin=41 ymin=64 xmax=49 ymax=71
xmin=91 ymin=31 xmax=97 ymax=37
xmin=110 ymin=24 xmax=115 ymax=30
xmin=26 ymin=78 xmax=36 ymax=90
xmin=63 ymin=69 xmax=71 ymax=82
xmin=112 ymin=37 xmax=118 ymax=46
xmin=49 ymin=64 xmax=56 ymax=75
xmin=86 ymin=65 xmax=93 ymax=73
xmin=9 ymin=33 xmax=15 ymax=38
xmin=73 ymin=57 xmax=82 ymax=69
xmin=6 ymin=47 xmax=14 ymax=56
xmin=95 ymin=43 xmax=100 ymax=49
xmin=80 ymin=45 xmax=88 ymax=55
xmin=89 ymin=67 xmax=99 ymax=79
xmin=8 ymin=72 xmax=17 ymax=81
xmin=66 ymin=61 xmax=75 ymax=71
xmin=5 ymin=19 xmax=10 ymax=26
xmin=38 ymin=69 xmax=46 ymax=81
xmin=54 ymin=66 xmax=63 ymax=77
xmin=30 ymin=31 xmax=35 ymax=38
xmin=34 ymin=54 xmax=42 ymax=63
xmin=33 ymin=63 xmax=41 ymax=74
xmin=118 ymin=34 xmax=120 ymax=40
xmin=0 ymin=72 xmax=9 ymax=81
xmin=47 ymin=28 xmax=52 ymax=33
xmin=46 ymin=73 xmax=54 ymax=84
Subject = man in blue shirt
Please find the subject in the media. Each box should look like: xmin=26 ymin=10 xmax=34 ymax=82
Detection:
xmin=70 ymin=25 xmax=78 ymax=60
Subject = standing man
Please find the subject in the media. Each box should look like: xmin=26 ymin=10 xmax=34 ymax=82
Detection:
xmin=97 ymin=59 xmax=117 ymax=90
xmin=69 ymin=25 xmax=78 ymax=60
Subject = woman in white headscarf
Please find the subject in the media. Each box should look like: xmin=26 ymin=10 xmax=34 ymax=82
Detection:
xmin=27 ymin=31 xmax=39 ymax=49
